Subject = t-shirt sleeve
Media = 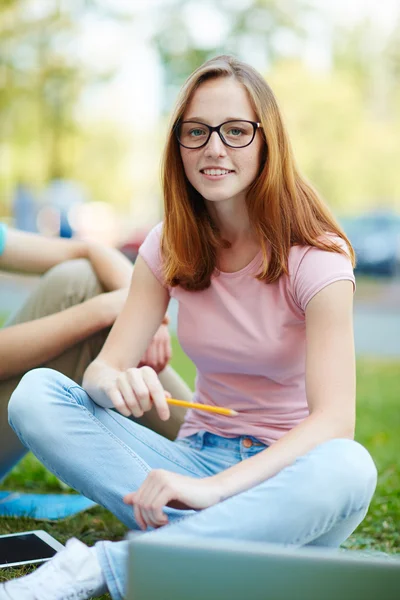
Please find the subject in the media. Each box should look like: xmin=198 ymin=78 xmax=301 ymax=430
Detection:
xmin=291 ymin=239 xmax=355 ymax=312
xmin=138 ymin=222 xmax=167 ymax=287
xmin=0 ymin=223 xmax=7 ymax=257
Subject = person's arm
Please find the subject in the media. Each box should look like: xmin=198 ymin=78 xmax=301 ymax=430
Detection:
xmin=0 ymin=228 xmax=133 ymax=290
xmin=0 ymin=230 xmax=172 ymax=379
xmin=82 ymin=256 xmax=171 ymax=417
xmin=0 ymin=289 xmax=128 ymax=380
xmin=210 ymin=279 xmax=356 ymax=499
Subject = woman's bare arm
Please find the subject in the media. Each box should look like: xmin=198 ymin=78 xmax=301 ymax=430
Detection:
xmin=83 ymin=256 xmax=170 ymax=410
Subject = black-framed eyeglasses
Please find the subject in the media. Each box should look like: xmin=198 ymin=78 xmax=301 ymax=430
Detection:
xmin=175 ymin=119 xmax=262 ymax=149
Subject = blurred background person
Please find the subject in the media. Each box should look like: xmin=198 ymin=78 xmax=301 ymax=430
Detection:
xmin=0 ymin=223 xmax=192 ymax=481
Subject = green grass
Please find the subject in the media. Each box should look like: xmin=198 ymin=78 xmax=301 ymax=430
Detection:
xmin=343 ymin=360 xmax=400 ymax=553
xmin=0 ymin=341 xmax=399 ymax=596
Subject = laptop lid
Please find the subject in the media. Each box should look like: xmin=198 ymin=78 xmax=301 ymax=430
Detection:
xmin=127 ymin=534 xmax=400 ymax=600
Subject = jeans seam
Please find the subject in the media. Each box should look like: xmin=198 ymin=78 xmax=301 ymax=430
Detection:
xmin=293 ymin=505 xmax=369 ymax=545
xmin=96 ymin=543 xmax=124 ymax=600
xmin=11 ymin=394 xmax=152 ymax=489
xmin=67 ymin=385 xmax=204 ymax=477
xmin=9 ymin=418 xmax=95 ymax=495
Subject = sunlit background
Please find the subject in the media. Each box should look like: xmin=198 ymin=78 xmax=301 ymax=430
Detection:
xmin=1 ymin=0 xmax=400 ymax=265
xmin=1 ymin=4 xmax=400 ymax=563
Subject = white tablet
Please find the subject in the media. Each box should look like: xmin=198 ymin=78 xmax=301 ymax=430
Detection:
xmin=0 ymin=530 xmax=64 ymax=568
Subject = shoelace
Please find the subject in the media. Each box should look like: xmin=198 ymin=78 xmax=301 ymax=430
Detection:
xmin=40 ymin=559 xmax=97 ymax=600
xmin=64 ymin=589 xmax=95 ymax=600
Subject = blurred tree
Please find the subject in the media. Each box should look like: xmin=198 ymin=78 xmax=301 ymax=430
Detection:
xmin=150 ymin=0 xmax=311 ymax=112
xmin=149 ymin=1 xmax=400 ymax=211
xmin=0 ymin=0 xmax=129 ymax=212
xmin=328 ymin=15 xmax=400 ymax=209
xmin=1 ymin=2 xmax=79 ymax=182
xmin=383 ymin=17 xmax=400 ymax=116
xmin=269 ymin=60 xmax=400 ymax=213
xmin=332 ymin=16 xmax=400 ymax=120
xmin=1 ymin=0 xmax=399 ymax=218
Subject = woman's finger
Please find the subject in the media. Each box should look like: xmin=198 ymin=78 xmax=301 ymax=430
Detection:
xmin=127 ymin=368 xmax=152 ymax=413
xmin=117 ymin=375 xmax=143 ymax=418
xmin=134 ymin=491 xmax=160 ymax=529
xmin=134 ymin=503 xmax=147 ymax=531
xmin=107 ymin=387 xmax=131 ymax=417
xmin=149 ymin=488 xmax=171 ymax=526
xmin=163 ymin=334 xmax=172 ymax=365
xmin=155 ymin=339 xmax=165 ymax=372
xmin=141 ymin=481 xmax=168 ymax=527
xmin=157 ymin=339 xmax=168 ymax=372
xmin=150 ymin=339 xmax=161 ymax=372
xmin=123 ymin=491 xmax=136 ymax=505
xmin=141 ymin=367 xmax=170 ymax=421
xmin=143 ymin=341 xmax=156 ymax=371
xmin=133 ymin=472 xmax=170 ymax=528
xmin=141 ymin=506 xmax=160 ymax=529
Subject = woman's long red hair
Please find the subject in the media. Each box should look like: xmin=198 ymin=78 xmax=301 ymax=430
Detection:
xmin=161 ymin=55 xmax=355 ymax=291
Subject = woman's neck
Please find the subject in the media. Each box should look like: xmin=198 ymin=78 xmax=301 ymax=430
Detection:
xmin=206 ymin=197 xmax=255 ymax=246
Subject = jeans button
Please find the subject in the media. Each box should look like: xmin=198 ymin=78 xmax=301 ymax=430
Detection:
xmin=242 ymin=438 xmax=253 ymax=448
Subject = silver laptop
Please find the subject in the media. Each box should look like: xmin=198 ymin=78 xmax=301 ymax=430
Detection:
xmin=127 ymin=533 xmax=400 ymax=600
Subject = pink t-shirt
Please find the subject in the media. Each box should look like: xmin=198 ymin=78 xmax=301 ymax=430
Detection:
xmin=139 ymin=223 xmax=355 ymax=446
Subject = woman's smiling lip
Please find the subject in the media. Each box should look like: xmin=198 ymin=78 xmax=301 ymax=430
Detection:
xmin=200 ymin=167 xmax=235 ymax=180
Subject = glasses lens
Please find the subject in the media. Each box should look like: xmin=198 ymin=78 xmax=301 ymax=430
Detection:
xmin=220 ymin=121 xmax=254 ymax=147
xmin=179 ymin=122 xmax=209 ymax=148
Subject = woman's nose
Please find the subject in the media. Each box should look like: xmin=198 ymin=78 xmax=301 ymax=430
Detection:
xmin=204 ymin=131 xmax=227 ymax=157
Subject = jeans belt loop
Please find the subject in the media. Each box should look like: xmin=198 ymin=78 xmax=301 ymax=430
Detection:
xmin=195 ymin=430 xmax=206 ymax=450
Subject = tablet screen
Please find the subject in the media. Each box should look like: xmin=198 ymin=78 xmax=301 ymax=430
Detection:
xmin=0 ymin=533 xmax=57 ymax=565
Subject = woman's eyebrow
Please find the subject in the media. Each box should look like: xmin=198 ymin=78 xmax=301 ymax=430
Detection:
xmin=183 ymin=116 xmax=247 ymax=123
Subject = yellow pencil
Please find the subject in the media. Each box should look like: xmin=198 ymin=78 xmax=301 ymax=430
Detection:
xmin=166 ymin=398 xmax=238 ymax=417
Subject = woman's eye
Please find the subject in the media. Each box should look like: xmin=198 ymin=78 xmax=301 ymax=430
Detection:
xmin=227 ymin=128 xmax=243 ymax=136
xmin=190 ymin=129 xmax=206 ymax=137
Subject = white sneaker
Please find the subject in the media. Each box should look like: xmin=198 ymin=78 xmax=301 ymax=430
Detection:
xmin=0 ymin=538 xmax=107 ymax=600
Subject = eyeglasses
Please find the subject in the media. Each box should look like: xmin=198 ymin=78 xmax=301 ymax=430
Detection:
xmin=175 ymin=119 xmax=262 ymax=149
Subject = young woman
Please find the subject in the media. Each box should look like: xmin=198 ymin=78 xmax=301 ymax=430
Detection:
xmin=1 ymin=55 xmax=377 ymax=600
xmin=0 ymin=225 xmax=191 ymax=480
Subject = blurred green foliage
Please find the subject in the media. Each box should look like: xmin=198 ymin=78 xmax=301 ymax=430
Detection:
xmin=0 ymin=0 xmax=133 ymax=213
xmin=269 ymin=60 xmax=400 ymax=213
xmin=152 ymin=0 xmax=310 ymax=110
xmin=1 ymin=0 xmax=399 ymax=215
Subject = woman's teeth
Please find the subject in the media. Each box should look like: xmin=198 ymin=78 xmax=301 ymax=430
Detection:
xmin=202 ymin=169 xmax=232 ymax=176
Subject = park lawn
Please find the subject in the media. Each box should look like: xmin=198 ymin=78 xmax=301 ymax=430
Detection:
xmin=0 ymin=342 xmax=399 ymax=598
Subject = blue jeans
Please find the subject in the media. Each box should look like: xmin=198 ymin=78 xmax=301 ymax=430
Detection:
xmin=8 ymin=368 xmax=377 ymax=600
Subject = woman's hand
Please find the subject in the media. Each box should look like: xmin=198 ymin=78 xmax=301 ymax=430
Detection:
xmin=103 ymin=365 xmax=170 ymax=420
xmin=85 ymin=322 xmax=172 ymax=415
xmin=138 ymin=323 xmax=172 ymax=373
xmin=123 ymin=471 xmax=223 ymax=530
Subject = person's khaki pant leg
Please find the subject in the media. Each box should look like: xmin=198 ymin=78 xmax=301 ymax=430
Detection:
xmin=0 ymin=260 xmax=192 ymax=479
xmin=0 ymin=259 xmax=108 ymax=479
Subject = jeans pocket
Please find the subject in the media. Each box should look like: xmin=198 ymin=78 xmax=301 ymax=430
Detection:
xmin=174 ymin=433 xmax=200 ymax=449
xmin=245 ymin=444 xmax=268 ymax=458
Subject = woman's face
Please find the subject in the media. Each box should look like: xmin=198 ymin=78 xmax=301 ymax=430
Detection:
xmin=179 ymin=77 xmax=264 ymax=207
